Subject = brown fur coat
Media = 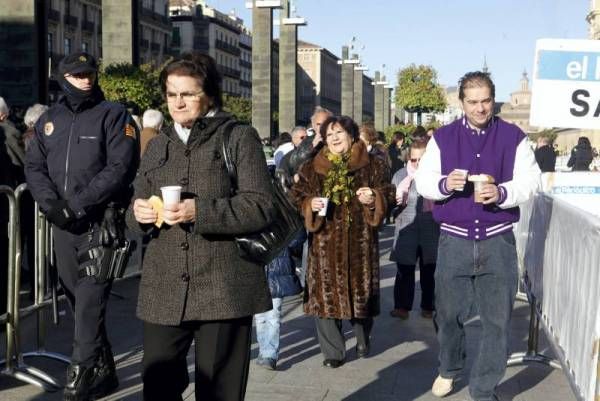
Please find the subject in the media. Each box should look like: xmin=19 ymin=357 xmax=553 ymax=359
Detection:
xmin=292 ymin=140 xmax=393 ymax=319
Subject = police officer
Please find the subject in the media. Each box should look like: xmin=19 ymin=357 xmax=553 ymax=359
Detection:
xmin=25 ymin=52 xmax=139 ymax=401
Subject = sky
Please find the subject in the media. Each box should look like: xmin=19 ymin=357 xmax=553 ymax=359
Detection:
xmin=206 ymin=0 xmax=590 ymax=102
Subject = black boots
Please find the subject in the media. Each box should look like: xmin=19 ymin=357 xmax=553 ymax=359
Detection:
xmin=89 ymin=346 xmax=119 ymax=398
xmin=64 ymin=364 xmax=95 ymax=401
xmin=63 ymin=347 xmax=119 ymax=401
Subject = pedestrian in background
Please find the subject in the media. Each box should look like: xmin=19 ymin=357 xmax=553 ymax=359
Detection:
xmin=534 ymin=136 xmax=556 ymax=173
xmin=292 ymin=115 xmax=392 ymax=368
xmin=390 ymin=138 xmax=439 ymax=320
xmin=567 ymin=136 xmax=594 ymax=171
xmin=254 ymin=237 xmax=303 ymax=371
xmin=359 ymin=122 xmax=390 ymax=165
xmin=23 ymin=103 xmax=49 ymax=152
xmin=388 ymin=131 xmax=407 ymax=177
xmin=273 ymin=131 xmax=293 ymax=167
xmin=140 ymin=109 xmax=164 ymax=156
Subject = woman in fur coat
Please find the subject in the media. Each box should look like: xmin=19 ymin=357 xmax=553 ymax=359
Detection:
xmin=292 ymin=115 xmax=393 ymax=368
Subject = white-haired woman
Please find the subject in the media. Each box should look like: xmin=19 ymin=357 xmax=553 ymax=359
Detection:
xmin=140 ymin=109 xmax=164 ymax=156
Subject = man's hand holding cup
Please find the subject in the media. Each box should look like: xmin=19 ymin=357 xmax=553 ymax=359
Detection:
xmin=445 ymin=169 xmax=468 ymax=192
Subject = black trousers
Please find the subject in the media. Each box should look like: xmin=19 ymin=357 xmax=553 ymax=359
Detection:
xmin=142 ymin=316 xmax=253 ymax=401
xmin=394 ymin=260 xmax=436 ymax=311
xmin=52 ymin=225 xmax=113 ymax=366
xmin=314 ymin=317 xmax=373 ymax=361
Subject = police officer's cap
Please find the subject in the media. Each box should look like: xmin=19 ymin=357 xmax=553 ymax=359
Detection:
xmin=59 ymin=52 xmax=98 ymax=76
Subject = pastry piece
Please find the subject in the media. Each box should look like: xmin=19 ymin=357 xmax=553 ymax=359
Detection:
xmin=148 ymin=195 xmax=164 ymax=228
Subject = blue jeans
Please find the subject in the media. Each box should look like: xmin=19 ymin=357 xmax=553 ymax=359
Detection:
xmin=254 ymin=297 xmax=283 ymax=360
xmin=435 ymin=232 xmax=518 ymax=401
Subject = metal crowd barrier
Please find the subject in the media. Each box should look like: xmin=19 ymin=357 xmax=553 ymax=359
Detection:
xmin=0 ymin=184 xmax=69 ymax=392
xmin=507 ymin=194 xmax=561 ymax=370
xmin=508 ymin=192 xmax=600 ymax=401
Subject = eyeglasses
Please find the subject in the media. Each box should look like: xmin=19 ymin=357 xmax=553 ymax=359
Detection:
xmin=165 ymin=91 xmax=204 ymax=103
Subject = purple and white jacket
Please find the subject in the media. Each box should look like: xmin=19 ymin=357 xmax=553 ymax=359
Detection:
xmin=414 ymin=117 xmax=540 ymax=240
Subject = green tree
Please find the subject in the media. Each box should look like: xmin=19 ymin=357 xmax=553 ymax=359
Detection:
xmin=223 ymin=94 xmax=252 ymax=124
xmin=395 ymin=64 xmax=447 ymax=125
xmin=98 ymin=63 xmax=165 ymax=114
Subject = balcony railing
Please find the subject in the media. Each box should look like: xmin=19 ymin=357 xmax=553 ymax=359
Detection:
xmin=140 ymin=39 xmax=149 ymax=49
xmin=139 ymin=4 xmax=171 ymax=29
xmin=218 ymin=65 xmax=241 ymax=79
xmin=240 ymin=59 xmax=252 ymax=69
xmin=48 ymin=8 xmax=60 ymax=22
xmin=239 ymin=80 xmax=252 ymax=88
xmin=63 ymin=14 xmax=78 ymax=27
xmin=215 ymin=39 xmax=240 ymax=56
xmin=150 ymin=42 xmax=161 ymax=52
xmin=82 ymin=20 xmax=95 ymax=33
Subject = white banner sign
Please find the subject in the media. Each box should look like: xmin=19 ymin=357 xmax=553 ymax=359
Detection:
xmin=541 ymin=172 xmax=600 ymax=216
xmin=530 ymin=38 xmax=600 ymax=129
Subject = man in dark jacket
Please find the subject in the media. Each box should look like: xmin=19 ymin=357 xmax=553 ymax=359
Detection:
xmin=287 ymin=106 xmax=332 ymax=173
xmin=25 ymin=52 xmax=139 ymax=401
xmin=534 ymin=136 xmax=556 ymax=172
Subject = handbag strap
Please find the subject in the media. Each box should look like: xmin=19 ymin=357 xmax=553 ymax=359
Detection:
xmin=220 ymin=121 xmax=239 ymax=196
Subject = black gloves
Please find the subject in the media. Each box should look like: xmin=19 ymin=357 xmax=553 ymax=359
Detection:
xmin=46 ymin=199 xmax=76 ymax=230
xmin=100 ymin=206 xmax=125 ymax=248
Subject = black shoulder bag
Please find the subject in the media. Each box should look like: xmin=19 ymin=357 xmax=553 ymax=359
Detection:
xmin=221 ymin=122 xmax=305 ymax=265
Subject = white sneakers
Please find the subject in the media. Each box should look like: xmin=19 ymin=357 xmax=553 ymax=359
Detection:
xmin=431 ymin=375 xmax=454 ymax=397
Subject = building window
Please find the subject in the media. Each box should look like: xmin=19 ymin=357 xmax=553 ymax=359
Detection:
xmin=47 ymin=32 xmax=53 ymax=54
xmin=82 ymin=41 xmax=88 ymax=52
xmin=64 ymin=38 xmax=71 ymax=55
xmin=82 ymin=4 xmax=88 ymax=21
xmin=65 ymin=0 xmax=70 ymax=16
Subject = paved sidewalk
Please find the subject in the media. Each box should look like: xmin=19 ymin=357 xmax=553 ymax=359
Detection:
xmin=0 ymin=224 xmax=575 ymax=401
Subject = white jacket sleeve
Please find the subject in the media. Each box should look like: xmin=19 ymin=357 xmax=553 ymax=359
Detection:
xmin=414 ymin=138 xmax=452 ymax=201
xmin=497 ymin=138 xmax=541 ymax=209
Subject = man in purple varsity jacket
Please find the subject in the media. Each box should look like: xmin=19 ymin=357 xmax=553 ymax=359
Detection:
xmin=415 ymin=71 xmax=540 ymax=401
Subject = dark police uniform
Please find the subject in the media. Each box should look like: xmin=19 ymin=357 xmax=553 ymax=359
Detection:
xmin=25 ymin=52 xmax=139 ymax=401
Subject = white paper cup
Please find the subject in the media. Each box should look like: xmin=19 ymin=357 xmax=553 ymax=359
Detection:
xmin=160 ymin=185 xmax=182 ymax=207
xmin=453 ymin=169 xmax=468 ymax=191
xmin=468 ymin=175 xmax=489 ymax=203
xmin=317 ymin=197 xmax=329 ymax=216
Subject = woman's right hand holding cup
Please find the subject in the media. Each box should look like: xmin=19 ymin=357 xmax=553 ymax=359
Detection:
xmin=133 ymin=198 xmax=158 ymax=224
xmin=311 ymin=197 xmax=325 ymax=212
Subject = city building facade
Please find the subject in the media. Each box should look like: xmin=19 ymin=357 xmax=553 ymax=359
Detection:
xmin=297 ymin=40 xmax=341 ymax=124
xmin=498 ymin=70 xmax=535 ymax=133
xmin=47 ymin=0 xmax=102 ymax=81
xmin=139 ymin=0 xmax=172 ymax=66
xmin=169 ymin=0 xmax=251 ymax=98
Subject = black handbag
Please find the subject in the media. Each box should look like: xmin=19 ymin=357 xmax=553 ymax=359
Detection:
xmin=221 ymin=122 xmax=305 ymax=265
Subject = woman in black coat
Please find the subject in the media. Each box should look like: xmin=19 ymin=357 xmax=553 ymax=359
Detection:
xmin=567 ymin=136 xmax=594 ymax=171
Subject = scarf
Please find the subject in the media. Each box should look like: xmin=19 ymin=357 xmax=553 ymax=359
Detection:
xmin=397 ymin=162 xmax=434 ymax=212
xmin=57 ymin=74 xmax=102 ymax=111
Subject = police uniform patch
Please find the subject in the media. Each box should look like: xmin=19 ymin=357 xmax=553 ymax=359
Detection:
xmin=124 ymin=124 xmax=136 ymax=138
xmin=44 ymin=122 xmax=54 ymax=136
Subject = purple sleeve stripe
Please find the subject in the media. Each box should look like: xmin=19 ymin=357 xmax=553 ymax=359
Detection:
xmin=439 ymin=177 xmax=452 ymax=195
